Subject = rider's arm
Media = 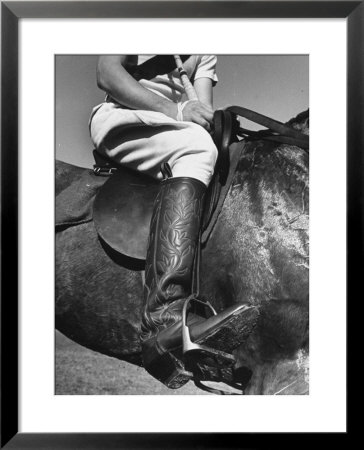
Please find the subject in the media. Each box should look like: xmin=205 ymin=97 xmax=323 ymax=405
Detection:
xmin=193 ymin=77 xmax=214 ymax=109
xmin=97 ymin=55 xmax=213 ymax=130
xmin=97 ymin=55 xmax=177 ymax=119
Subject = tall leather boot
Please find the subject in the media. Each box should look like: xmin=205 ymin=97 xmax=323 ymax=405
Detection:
xmin=141 ymin=176 xmax=258 ymax=389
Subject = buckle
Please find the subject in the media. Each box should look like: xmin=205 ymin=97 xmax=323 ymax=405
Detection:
xmin=93 ymin=165 xmax=117 ymax=176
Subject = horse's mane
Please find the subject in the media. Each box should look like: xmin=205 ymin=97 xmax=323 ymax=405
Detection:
xmin=285 ymin=109 xmax=309 ymax=134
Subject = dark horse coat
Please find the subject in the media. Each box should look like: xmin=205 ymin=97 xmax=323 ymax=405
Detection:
xmin=56 ymin=110 xmax=309 ymax=395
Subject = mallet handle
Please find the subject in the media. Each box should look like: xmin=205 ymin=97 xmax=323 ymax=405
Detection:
xmin=174 ymin=55 xmax=198 ymax=101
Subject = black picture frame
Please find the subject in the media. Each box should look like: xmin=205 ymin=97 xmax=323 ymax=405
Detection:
xmin=1 ymin=1 xmax=359 ymax=448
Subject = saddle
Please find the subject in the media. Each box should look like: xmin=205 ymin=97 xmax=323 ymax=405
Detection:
xmin=93 ymin=106 xmax=309 ymax=260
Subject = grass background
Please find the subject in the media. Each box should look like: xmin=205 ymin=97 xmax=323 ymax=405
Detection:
xmin=55 ymin=331 xmax=209 ymax=395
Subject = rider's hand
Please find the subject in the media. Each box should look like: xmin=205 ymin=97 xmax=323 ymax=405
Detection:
xmin=180 ymin=100 xmax=214 ymax=131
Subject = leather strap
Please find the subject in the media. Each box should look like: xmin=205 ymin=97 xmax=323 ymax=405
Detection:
xmin=201 ymin=141 xmax=244 ymax=245
xmin=227 ymin=106 xmax=309 ymax=151
xmin=212 ymin=109 xmax=240 ymax=184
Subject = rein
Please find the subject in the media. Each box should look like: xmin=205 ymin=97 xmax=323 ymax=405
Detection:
xmin=228 ymin=105 xmax=309 ymax=151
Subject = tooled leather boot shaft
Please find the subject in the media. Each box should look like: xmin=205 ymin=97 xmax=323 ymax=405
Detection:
xmin=141 ymin=177 xmax=206 ymax=341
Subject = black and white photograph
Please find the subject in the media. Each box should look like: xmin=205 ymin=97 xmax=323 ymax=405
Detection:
xmin=55 ymin=54 xmax=309 ymax=396
xmin=2 ymin=0 xmax=354 ymax=443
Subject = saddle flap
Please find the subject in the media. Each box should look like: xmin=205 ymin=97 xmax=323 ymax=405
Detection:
xmin=93 ymin=167 xmax=159 ymax=261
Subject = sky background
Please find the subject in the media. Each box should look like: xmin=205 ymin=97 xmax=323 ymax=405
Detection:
xmin=56 ymin=55 xmax=308 ymax=168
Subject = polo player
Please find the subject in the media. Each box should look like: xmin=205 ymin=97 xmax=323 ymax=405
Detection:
xmin=89 ymin=55 xmax=251 ymax=387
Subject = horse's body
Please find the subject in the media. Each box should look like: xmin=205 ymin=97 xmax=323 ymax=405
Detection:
xmin=56 ymin=111 xmax=309 ymax=395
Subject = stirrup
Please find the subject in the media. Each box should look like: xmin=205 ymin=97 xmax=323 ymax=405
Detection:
xmin=181 ymin=296 xmax=237 ymax=367
xmin=142 ymin=296 xmax=258 ymax=391
xmin=181 ymin=297 xmax=252 ymax=395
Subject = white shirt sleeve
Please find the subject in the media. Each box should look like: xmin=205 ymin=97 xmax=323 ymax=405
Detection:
xmin=193 ymin=55 xmax=218 ymax=85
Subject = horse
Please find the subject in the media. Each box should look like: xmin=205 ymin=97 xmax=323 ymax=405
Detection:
xmin=55 ymin=109 xmax=309 ymax=395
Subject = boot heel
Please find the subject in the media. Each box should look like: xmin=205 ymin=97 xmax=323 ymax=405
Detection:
xmin=142 ymin=337 xmax=193 ymax=389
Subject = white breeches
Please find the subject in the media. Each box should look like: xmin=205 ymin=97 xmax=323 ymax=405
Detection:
xmin=89 ymin=102 xmax=218 ymax=186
